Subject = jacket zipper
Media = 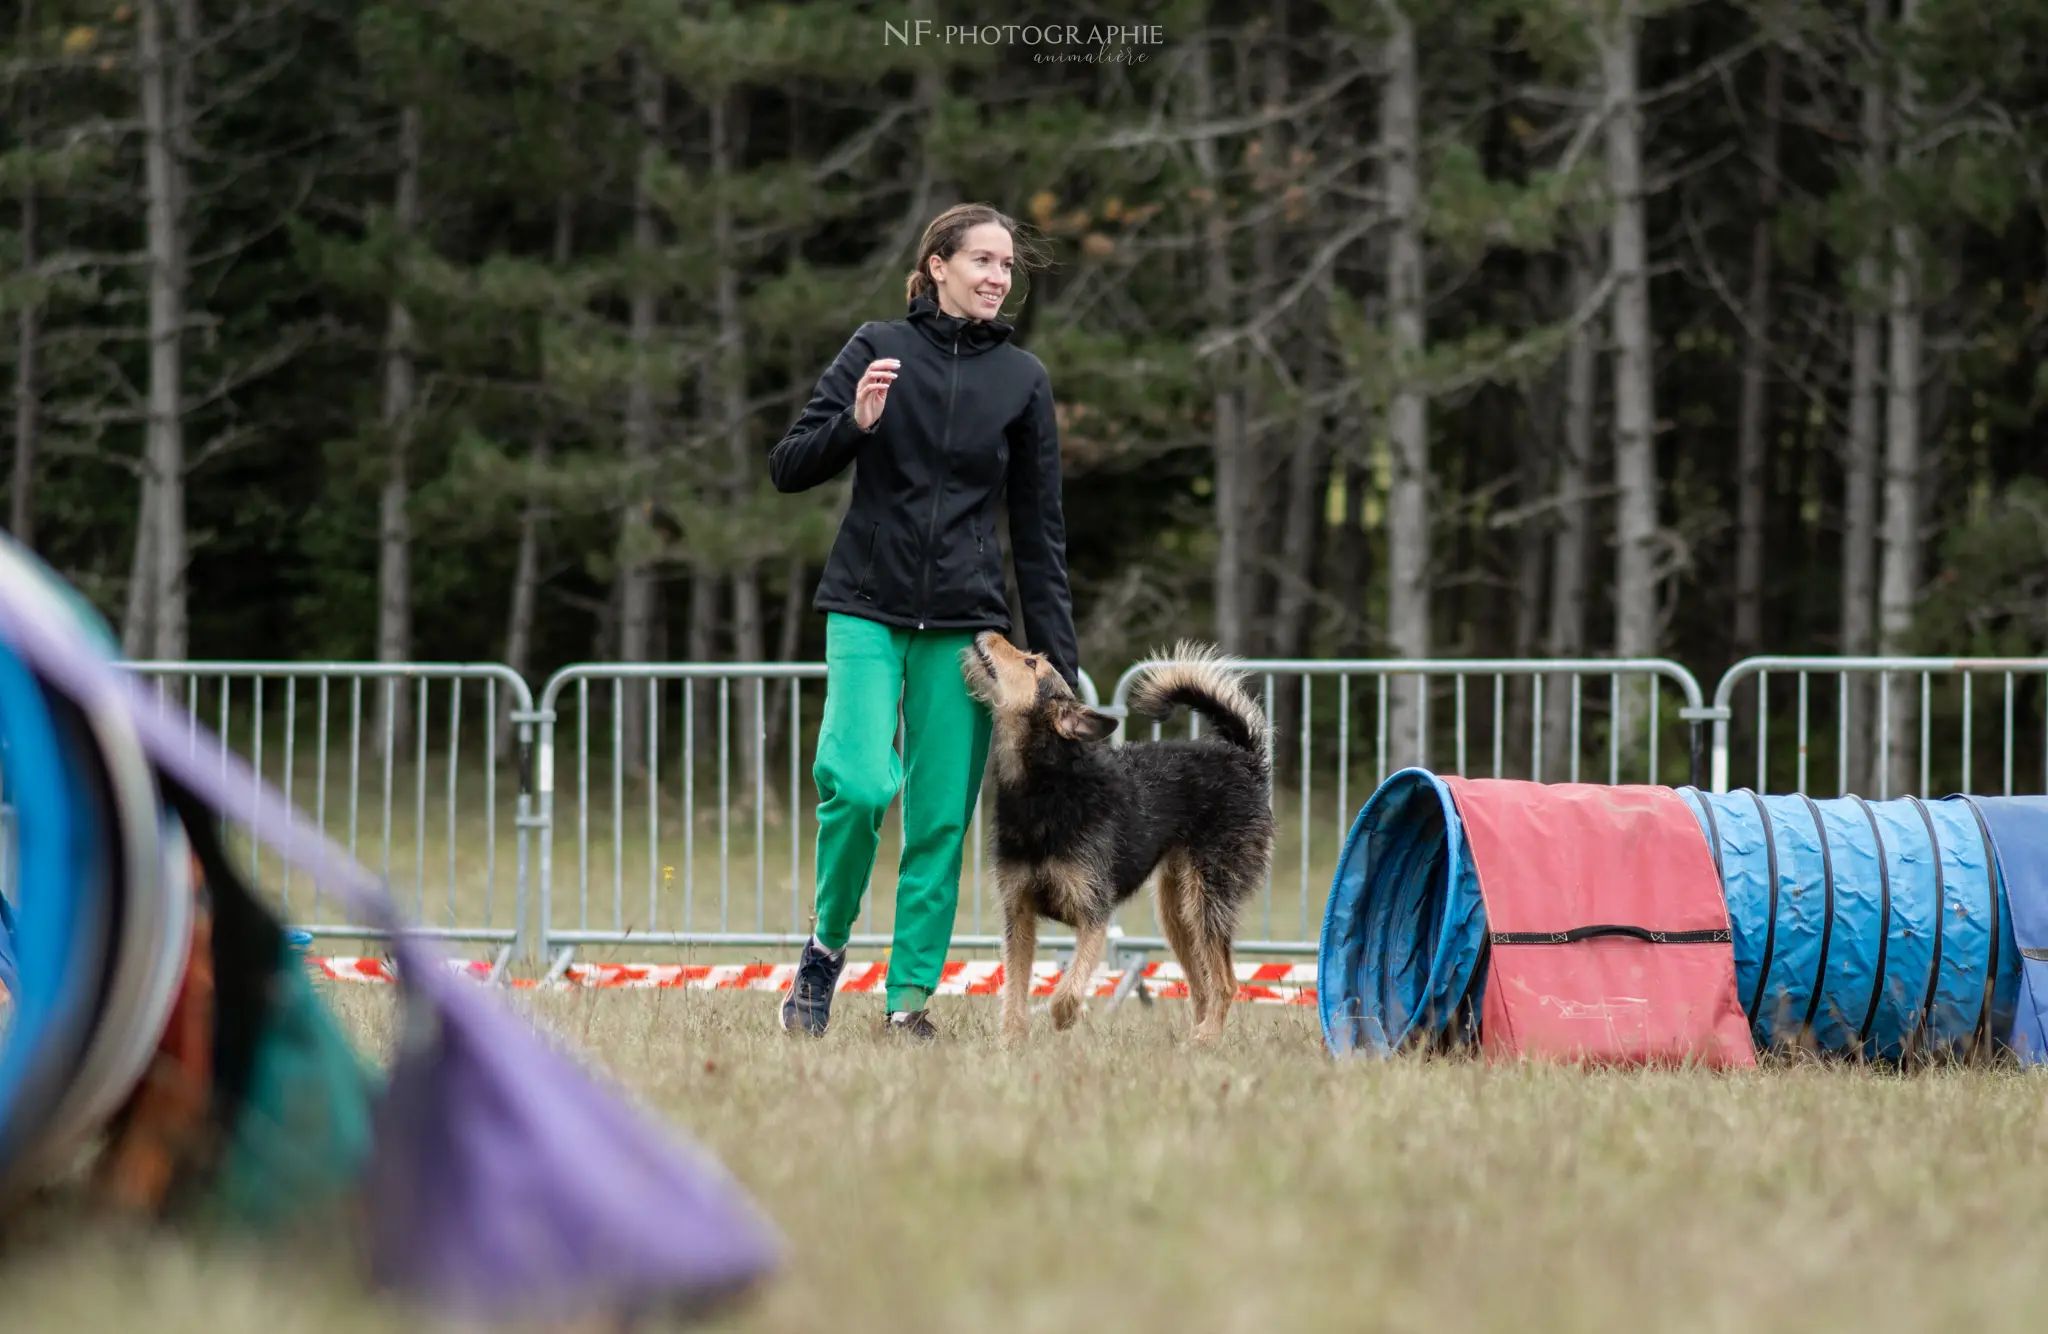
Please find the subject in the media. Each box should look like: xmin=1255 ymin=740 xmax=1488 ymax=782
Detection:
xmin=915 ymin=331 xmax=960 ymax=630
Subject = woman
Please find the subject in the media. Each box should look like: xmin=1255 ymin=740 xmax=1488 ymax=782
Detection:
xmin=768 ymin=203 xmax=1081 ymax=1040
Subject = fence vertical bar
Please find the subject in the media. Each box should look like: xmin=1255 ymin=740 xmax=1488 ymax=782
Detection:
xmin=578 ymin=677 xmax=589 ymax=932
xmin=1837 ymin=673 xmax=1848 ymax=798
xmin=1607 ymin=674 xmax=1619 ymax=785
xmin=281 ymin=678 xmax=295 ymax=907
xmin=1648 ymin=675 xmax=1661 ymax=783
xmin=447 ymin=680 xmax=461 ymax=927
xmin=1492 ymin=674 xmax=1504 ymax=778
xmin=415 ymin=677 xmax=428 ymax=922
xmin=316 ymin=676 xmax=329 ymax=921
xmin=2004 ymin=672 xmax=2015 ymax=796
xmin=1299 ymin=674 xmax=1311 ymax=941
xmin=1455 ymin=675 xmax=1467 ymax=775
xmin=720 ymin=678 xmax=731 ymax=934
xmin=380 ymin=680 xmax=395 ymax=895
xmin=684 ymin=679 xmax=695 ymax=931
xmin=1336 ymin=675 xmax=1349 ymax=865
xmin=1376 ymin=676 xmax=1388 ymax=785
xmin=486 ymin=678 xmax=497 ymax=930
xmin=755 ymin=677 xmax=765 ymax=932
xmin=1756 ymin=671 xmax=1768 ymax=793
xmin=1796 ymin=672 xmax=1809 ymax=795
xmin=791 ymin=680 xmax=802 ymax=936
xmin=648 ymin=679 xmax=659 ymax=930
xmin=1962 ymin=672 xmax=1973 ymax=796
xmin=1879 ymin=672 xmax=1891 ymax=799
xmin=349 ymin=678 xmax=362 ymax=865
xmin=1920 ymin=671 xmax=1931 ymax=796
xmin=1569 ymin=675 xmax=1581 ymax=783
xmin=612 ymin=679 xmax=625 ymax=932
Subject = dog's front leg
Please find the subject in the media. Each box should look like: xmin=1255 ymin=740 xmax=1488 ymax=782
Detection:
xmin=1000 ymin=907 xmax=1037 ymax=1046
xmin=1051 ymin=920 xmax=1107 ymax=1031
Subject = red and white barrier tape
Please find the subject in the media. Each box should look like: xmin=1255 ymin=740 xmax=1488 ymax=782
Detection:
xmin=306 ymin=955 xmax=1319 ymax=1007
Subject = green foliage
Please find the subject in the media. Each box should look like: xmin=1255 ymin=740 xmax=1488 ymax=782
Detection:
xmin=1911 ymin=478 xmax=2048 ymax=657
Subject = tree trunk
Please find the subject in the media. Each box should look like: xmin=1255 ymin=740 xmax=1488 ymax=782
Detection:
xmin=1507 ymin=412 xmax=1551 ymax=772
xmin=1338 ymin=451 xmax=1371 ymax=655
xmin=11 ymin=93 xmax=38 ymax=549
xmin=1545 ymin=239 xmax=1599 ymax=781
xmin=1189 ymin=28 xmax=1250 ymax=654
xmin=374 ymin=104 xmax=422 ymax=759
xmin=714 ymin=92 xmax=767 ymax=807
xmin=122 ymin=479 xmax=158 ymax=657
xmin=762 ymin=553 xmax=808 ymax=769
xmin=1382 ymin=0 xmax=1429 ymax=767
xmin=616 ymin=54 xmax=663 ymax=775
xmin=500 ymin=188 xmax=572 ymax=757
xmin=1733 ymin=42 xmax=1783 ymax=661
xmin=135 ymin=0 xmax=189 ymax=664
xmin=1878 ymin=0 xmax=1923 ymax=796
xmin=1602 ymin=2 xmax=1657 ymax=762
xmin=1840 ymin=0 xmax=1886 ymax=794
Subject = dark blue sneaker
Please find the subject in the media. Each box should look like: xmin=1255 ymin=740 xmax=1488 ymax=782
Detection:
xmin=779 ymin=936 xmax=845 ymax=1036
xmin=884 ymin=1009 xmax=940 ymax=1041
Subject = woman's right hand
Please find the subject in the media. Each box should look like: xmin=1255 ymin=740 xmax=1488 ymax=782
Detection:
xmin=853 ymin=359 xmax=899 ymax=431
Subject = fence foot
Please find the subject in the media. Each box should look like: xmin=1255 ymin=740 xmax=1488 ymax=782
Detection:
xmin=1105 ymin=950 xmax=1151 ymax=1011
xmin=541 ymin=946 xmax=577 ymax=986
xmin=486 ymin=943 xmax=515 ymax=987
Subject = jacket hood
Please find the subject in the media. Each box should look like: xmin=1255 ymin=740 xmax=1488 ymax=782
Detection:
xmin=906 ymin=292 xmax=1015 ymax=355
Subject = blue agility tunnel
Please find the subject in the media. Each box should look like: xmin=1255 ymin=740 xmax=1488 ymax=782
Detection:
xmin=1961 ymin=797 xmax=2048 ymax=1063
xmin=1674 ymin=789 xmax=2018 ymax=1061
xmin=1316 ymin=766 xmax=2045 ymax=1066
xmin=1316 ymin=768 xmax=1487 ymax=1057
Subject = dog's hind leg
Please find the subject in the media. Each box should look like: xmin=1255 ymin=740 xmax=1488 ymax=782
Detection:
xmin=1050 ymin=919 xmax=1107 ymax=1032
xmin=1154 ymin=854 xmax=1211 ymax=1033
xmin=1193 ymin=927 xmax=1236 ymax=1043
xmin=1181 ymin=867 xmax=1241 ymax=1044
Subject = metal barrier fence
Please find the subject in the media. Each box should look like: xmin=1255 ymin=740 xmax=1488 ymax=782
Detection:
xmin=1102 ymin=656 xmax=1712 ymax=961
xmin=119 ymin=662 xmax=541 ymax=975
xmin=528 ymin=663 xmax=1102 ymax=970
xmin=7 ymin=652 xmax=2042 ymax=970
xmin=1708 ymin=656 xmax=2048 ymax=798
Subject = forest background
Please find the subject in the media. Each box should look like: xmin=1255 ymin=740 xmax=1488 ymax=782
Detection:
xmin=4 ymin=0 xmax=2046 ymax=798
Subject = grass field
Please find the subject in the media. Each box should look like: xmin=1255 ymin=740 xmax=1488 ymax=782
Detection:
xmin=4 ymin=986 xmax=2047 ymax=1333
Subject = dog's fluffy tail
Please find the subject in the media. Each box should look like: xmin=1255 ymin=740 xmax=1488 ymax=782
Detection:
xmin=1126 ymin=641 xmax=1268 ymax=766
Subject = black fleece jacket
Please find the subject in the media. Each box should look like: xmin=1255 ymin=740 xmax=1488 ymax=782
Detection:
xmin=768 ymin=295 xmax=1081 ymax=690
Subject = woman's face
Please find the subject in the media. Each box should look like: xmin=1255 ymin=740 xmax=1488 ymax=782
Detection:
xmin=929 ymin=223 xmax=1014 ymax=321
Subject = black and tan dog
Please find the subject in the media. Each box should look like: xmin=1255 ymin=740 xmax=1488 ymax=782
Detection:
xmin=961 ymin=631 xmax=1274 ymax=1044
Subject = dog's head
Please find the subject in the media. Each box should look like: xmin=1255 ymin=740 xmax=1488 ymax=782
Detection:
xmin=961 ymin=631 xmax=1117 ymax=743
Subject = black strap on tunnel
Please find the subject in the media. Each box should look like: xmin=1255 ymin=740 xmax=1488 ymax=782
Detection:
xmin=1681 ymin=787 xmax=1730 ymax=893
xmin=1904 ymin=796 xmax=1950 ymax=1060
xmin=1742 ymin=790 xmax=1782 ymax=1026
xmin=1488 ymin=925 xmax=1732 ymax=946
xmin=1848 ymin=794 xmax=1893 ymax=1052
xmin=1958 ymin=796 xmax=2003 ymax=1058
xmin=1795 ymin=793 xmax=1839 ymax=1034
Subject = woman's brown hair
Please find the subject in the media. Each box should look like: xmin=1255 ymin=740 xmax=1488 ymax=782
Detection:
xmin=904 ymin=203 xmax=1053 ymax=310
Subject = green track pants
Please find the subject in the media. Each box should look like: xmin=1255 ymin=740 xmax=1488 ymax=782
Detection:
xmin=811 ymin=613 xmax=993 ymax=1013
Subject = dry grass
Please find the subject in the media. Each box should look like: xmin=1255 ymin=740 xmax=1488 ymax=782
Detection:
xmin=3 ymin=986 xmax=2047 ymax=1333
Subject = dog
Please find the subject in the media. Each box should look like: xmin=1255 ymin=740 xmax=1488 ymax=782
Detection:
xmin=960 ymin=631 xmax=1274 ymax=1045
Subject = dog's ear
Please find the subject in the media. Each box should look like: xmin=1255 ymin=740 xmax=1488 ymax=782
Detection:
xmin=1054 ymin=705 xmax=1119 ymax=743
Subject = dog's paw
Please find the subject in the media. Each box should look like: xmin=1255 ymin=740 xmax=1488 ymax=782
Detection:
xmin=1000 ymin=1011 xmax=1030 ymax=1047
xmin=1050 ymin=992 xmax=1085 ymax=1031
